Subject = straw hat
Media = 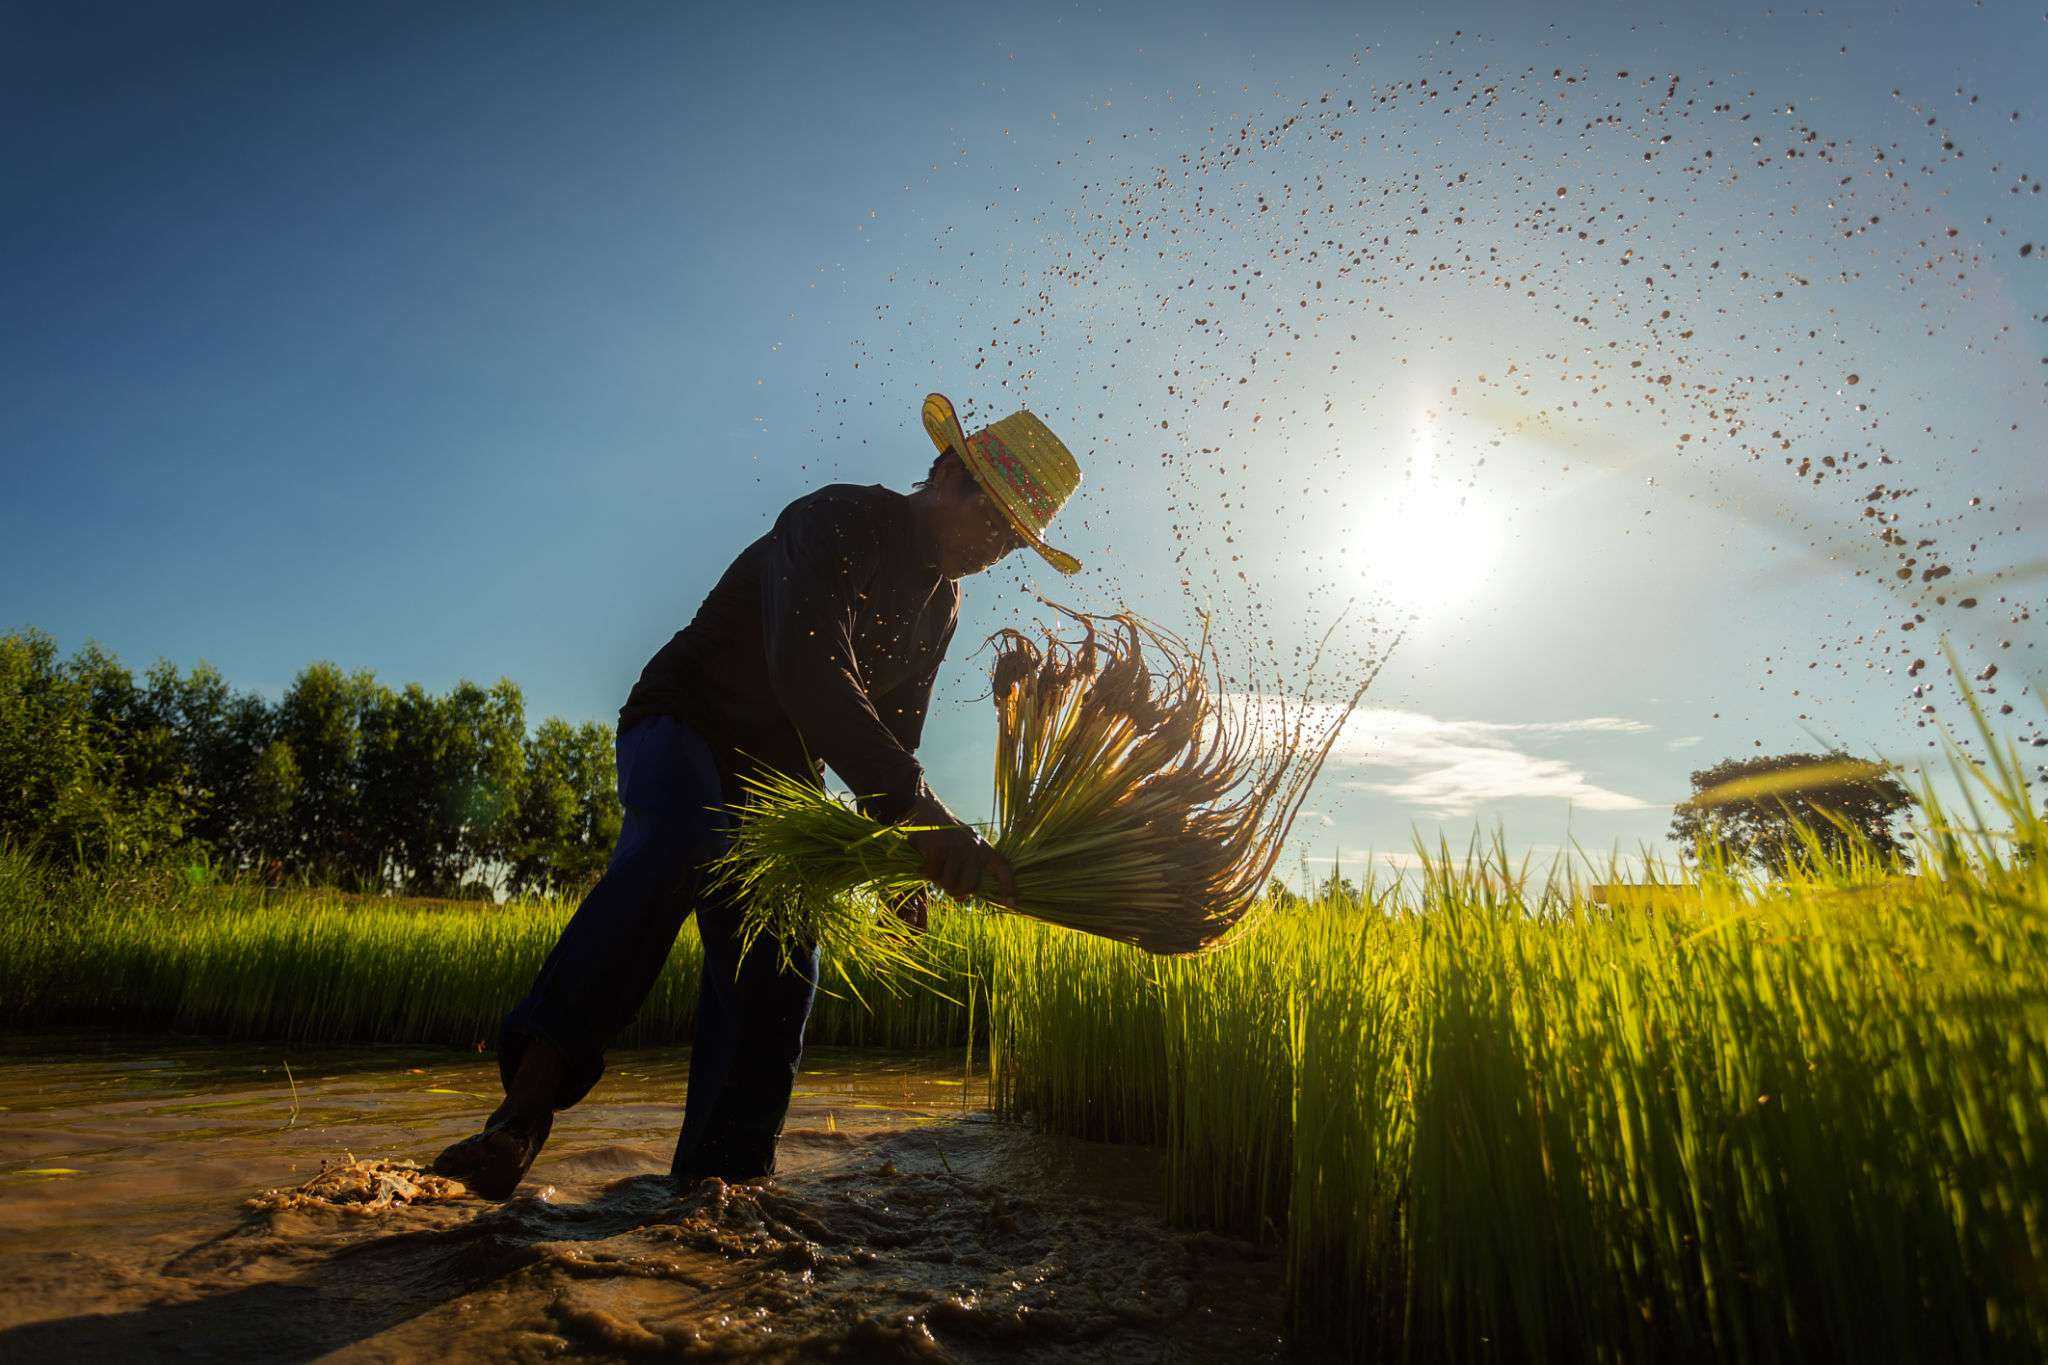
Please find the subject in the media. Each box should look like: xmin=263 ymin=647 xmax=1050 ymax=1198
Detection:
xmin=921 ymin=393 xmax=1083 ymax=576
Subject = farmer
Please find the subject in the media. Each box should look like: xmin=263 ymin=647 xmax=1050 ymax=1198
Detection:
xmin=434 ymin=394 xmax=1084 ymax=1199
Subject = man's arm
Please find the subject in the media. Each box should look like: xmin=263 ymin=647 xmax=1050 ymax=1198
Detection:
xmin=758 ymin=496 xmax=930 ymax=824
xmin=873 ymin=624 xmax=951 ymax=757
xmin=864 ymin=612 xmax=1017 ymax=909
xmin=863 ymin=658 xmax=943 ymax=824
xmin=759 ymin=499 xmax=1010 ymax=905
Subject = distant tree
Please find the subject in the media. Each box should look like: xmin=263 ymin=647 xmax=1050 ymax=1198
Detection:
xmin=354 ymin=678 xmax=415 ymax=888
xmin=214 ymin=691 xmax=286 ymax=864
xmin=448 ymin=679 xmax=527 ymax=884
xmin=0 ymin=628 xmax=89 ymax=852
xmin=419 ymin=679 xmax=525 ymax=895
xmin=2 ymin=627 xmax=611 ymax=894
xmin=275 ymin=662 xmax=382 ymax=887
xmin=1314 ymin=871 xmax=1360 ymax=906
xmin=136 ymin=658 xmax=279 ymax=871
xmin=244 ymin=738 xmax=301 ymax=875
xmin=1670 ymin=750 xmax=1915 ymax=875
xmin=1262 ymin=874 xmax=1302 ymax=908
xmin=89 ymin=650 xmax=188 ymax=805
xmin=77 ymin=648 xmax=198 ymax=865
xmin=506 ymin=718 xmax=621 ymax=898
xmin=0 ymin=630 xmax=196 ymax=863
xmin=357 ymin=678 xmax=525 ymax=895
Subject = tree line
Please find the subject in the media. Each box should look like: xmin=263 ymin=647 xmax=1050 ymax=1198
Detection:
xmin=0 ymin=627 xmax=620 ymax=899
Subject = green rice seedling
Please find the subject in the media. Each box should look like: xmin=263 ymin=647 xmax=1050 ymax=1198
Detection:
xmin=976 ymin=700 xmax=2048 ymax=1362
xmin=0 ymin=854 xmax=991 ymax=1052
xmin=707 ymin=761 xmax=944 ymax=997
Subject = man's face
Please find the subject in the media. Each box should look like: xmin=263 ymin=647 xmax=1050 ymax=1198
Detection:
xmin=937 ymin=459 xmax=1026 ymax=577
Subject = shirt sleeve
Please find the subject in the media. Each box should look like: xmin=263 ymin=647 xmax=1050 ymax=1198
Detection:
xmin=758 ymin=496 xmax=932 ymax=824
xmin=874 ymin=602 xmax=957 ymax=758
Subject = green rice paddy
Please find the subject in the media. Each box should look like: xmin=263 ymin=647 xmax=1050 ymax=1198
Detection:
xmin=5 ymin=742 xmax=2044 ymax=1361
xmin=0 ymin=854 xmax=981 ymax=1053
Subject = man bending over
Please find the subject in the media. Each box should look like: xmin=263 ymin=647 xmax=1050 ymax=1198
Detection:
xmin=434 ymin=394 xmax=1085 ymax=1197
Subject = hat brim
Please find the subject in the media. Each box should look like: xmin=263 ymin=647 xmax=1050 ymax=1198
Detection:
xmin=921 ymin=393 xmax=1081 ymax=576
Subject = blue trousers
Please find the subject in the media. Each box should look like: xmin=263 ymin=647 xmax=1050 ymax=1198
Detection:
xmin=498 ymin=714 xmax=820 ymax=1180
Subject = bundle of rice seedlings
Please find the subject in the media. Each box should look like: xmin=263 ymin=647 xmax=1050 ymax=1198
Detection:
xmin=715 ymin=603 xmax=1389 ymax=972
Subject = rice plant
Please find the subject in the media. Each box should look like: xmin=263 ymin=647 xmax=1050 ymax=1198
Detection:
xmin=977 ymin=707 xmax=2048 ymax=1362
xmin=0 ymin=856 xmax=990 ymax=1052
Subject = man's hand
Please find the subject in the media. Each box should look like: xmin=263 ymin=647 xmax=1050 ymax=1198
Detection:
xmin=902 ymin=797 xmax=1017 ymax=905
xmin=885 ymin=887 xmax=929 ymax=933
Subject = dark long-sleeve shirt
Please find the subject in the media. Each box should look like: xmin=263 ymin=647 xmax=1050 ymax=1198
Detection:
xmin=619 ymin=484 xmax=960 ymax=823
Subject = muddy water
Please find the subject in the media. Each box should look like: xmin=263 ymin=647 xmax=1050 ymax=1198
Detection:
xmin=0 ymin=1034 xmax=1283 ymax=1362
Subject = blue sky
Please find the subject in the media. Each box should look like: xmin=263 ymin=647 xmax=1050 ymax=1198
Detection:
xmin=5 ymin=0 xmax=2043 ymax=884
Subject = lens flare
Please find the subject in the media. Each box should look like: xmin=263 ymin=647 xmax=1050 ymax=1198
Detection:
xmin=1359 ymin=428 xmax=1504 ymax=614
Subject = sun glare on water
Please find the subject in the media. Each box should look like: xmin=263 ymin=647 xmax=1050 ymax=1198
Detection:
xmin=1359 ymin=429 xmax=1504 ymax=615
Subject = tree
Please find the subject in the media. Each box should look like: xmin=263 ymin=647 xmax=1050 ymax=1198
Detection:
xmin=244 ymin=738 xmax=301 ymax=876
xmin=1314 ymin=871 xmax=1360 ymax=906
xmin=353 ymin=677 xmax=415 ymax=889
xmin=507 ymin=718 xmax=620 ymax=898
xmin=1670 ymin=750 xmax=1915 ymax=875
xmin=438 ymin=679 xmax=526 ymax=891
xmin=0 ymin=628 xmax=91 ymax=853
xmin=75 ymin=647 xmax=197 ymax=865
xmin=0 ymin=630 xmax=195 ymax=864
xmin=137 ymin=658 xmax=279 ymax=872
xmin=275 ymin=662 xmax=382 ymax=887
xmin=2 ymin=627 xmax=614 ymax=895
xmin=357 ymin=678 xmax=525 ymax=896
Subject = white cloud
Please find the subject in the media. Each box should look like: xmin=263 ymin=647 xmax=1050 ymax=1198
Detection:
xmin=1315 ymin=707 xmax=1654 ymax=818
xmin=1667 ymin=735 xmax=1704 ymax=749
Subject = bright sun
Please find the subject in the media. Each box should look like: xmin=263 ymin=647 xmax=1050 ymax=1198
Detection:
xmin=1359 ymin=431 xmax=1504 ymax=615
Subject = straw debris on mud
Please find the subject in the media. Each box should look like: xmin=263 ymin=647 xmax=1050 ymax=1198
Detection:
xmin=247 ymin=1157 xmax=470 ymax=1213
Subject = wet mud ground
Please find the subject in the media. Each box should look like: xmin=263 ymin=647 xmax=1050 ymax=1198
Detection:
xmin=0 ymin=1034 xmax=1285 ymax=1362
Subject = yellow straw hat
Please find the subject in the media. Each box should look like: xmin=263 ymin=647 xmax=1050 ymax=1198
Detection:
xmin=920 ymin=393 xmax=1083 ymax=576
